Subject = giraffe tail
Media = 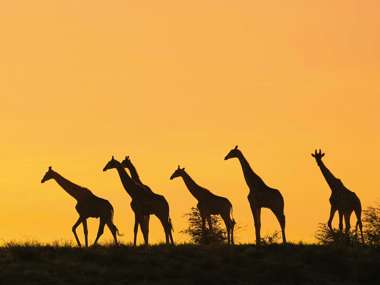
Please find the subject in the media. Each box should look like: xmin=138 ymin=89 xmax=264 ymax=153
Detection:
xmin=230 ymin=207 xmax=236 ymax=233
xmin=354 ymin=199 xmax=362 ymax=231
xmin=109 ymin=205 xmax=123 ymax=237
xmin=230 ymin=207 xmax=236 ymax=228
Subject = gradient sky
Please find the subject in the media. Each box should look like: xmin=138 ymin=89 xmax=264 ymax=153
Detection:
xmin=1 ymin=1 xmax=379 ymax=244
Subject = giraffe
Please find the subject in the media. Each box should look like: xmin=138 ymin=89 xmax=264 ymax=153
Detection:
xmin=121 ymin=156 xmax=174 ymax=245
xmin=311 ymin=149 xmax=364 ymax=241
xmin=41 ymin=166 xmax=120 ymax=247
xmin=224 ymin=146 xmax=286 ymax=244
xmin=103 ymin=156 xmax=173 ymax=245
xmin=170 ymin=166 xmax=235 ymax=244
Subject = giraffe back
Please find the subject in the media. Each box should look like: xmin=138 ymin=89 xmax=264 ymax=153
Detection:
xmin=75 ymin=195 xmax=114 ymax=219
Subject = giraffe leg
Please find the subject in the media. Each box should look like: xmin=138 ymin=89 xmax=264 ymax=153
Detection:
xmin=221 ymin=214 xmax=231 ymax=245
xmin=199 ymin=210 xmax=207 ymax=238
xmin=248 ymin=200 xmax=260 ymax=245
xmin=164 ymin=218 xmax=174 ymax=245
xmin=164 ymin=221 xmax=170 ymax=245
xmin=357 ymin=220 xmax=364 ymax=243
xmin=168 ymin=218 xmax=174 ymax=245
xmin=133 ymin=214 xmax=139 ymax=246
xmin=354 ymin=209 xmax=364 ymax=243
xmin=327 ymin=206 xmax=337 ymax=230
xmin=82 ymin=219 xmax=88 ymax=247
xmin=338 ymin=211 xmax=344 ymax=232
xmin=145 ymin=215 xmax=150 ymax=245
xmin=140 ymin=215 xmax=150 ymax=246
xmin=344 ymin=212 xmax=351 ymax=234
xmin=201 ymin=216 xmax=206 ymax=234
xmin=227 ymin=219 xmax=232 ymax=245
xmin=253 ymin=207 xmax=261 ymax=245
xmin=72 ymin=217 xmax=83 ymax=247
xmin=93 ymin=219 xmax=106 ymax=246
xmin=158 ymin=216 xmax=170 ymax=244
xmin=274 ymin=210 xmax=286 ymax=244
xmin=231 ymin=219 xmax=235 ymax=245
xmin=198 ymin=208 xmax=209 ymax=244
xmin=206 ymin=215 xmax=213 ymax=232
xmin=106 ymin=221 xmax=119 ymax=245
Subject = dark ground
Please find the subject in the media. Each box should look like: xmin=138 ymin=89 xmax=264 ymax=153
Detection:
xmin=0 ymin=243 xmax=379 ymax=285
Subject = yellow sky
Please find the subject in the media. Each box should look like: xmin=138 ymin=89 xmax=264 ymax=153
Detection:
xmin=1 ymin=0 xmax=379 ymax=244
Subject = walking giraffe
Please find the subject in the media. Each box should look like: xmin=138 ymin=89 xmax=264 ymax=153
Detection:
xmin=312 ymin=149 xmax=364 ymax=242
xmin=121 ymin=156 xmax=174 ymax=245
xmin=170 ymin=166 xmax=235 ymax=244
xmin=103 ymin=156 xmax=174 ymax=245
xmin=224 ymin=146 xmax=286 ymax=244
xmin=41 ymin=167 xmax=120 ymax=247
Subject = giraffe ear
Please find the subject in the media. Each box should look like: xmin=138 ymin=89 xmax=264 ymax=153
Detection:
xmin=182 ymin=167 xmax=185 ymax=171
xmin=311 ymin=153 xmax=315 ymax=157
xmin=234 ymin=145 xmax=238 ymax=150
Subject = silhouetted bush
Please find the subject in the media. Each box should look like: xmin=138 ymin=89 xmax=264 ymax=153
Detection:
xmin=260 ymin=231 xmax=281 ymax=245
xmin=315 ymin=223 xmax=361 ymax=247
xmin=363 ymin=205 xmax=380 ymax=246
xmin=181 ymin=207 xmax=227 ymax=245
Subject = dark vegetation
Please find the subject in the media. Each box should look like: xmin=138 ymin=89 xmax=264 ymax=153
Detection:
xmin=315 ymin=223 xmax=362 ymax=246
xmin=181 ymin=207 xmax=228 ymax=245
xmin=363 ymin=206 xmax=380 ymax=246
xmin=1 ymin=243 xmax=379 ymax=285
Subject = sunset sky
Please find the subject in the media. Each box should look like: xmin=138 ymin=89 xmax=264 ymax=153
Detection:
xmin=1 ymin=1 xmax=379 ymax=244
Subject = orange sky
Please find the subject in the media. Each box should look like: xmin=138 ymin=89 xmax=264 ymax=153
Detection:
xmin=1 ymin=0 xmax=379 ymax=244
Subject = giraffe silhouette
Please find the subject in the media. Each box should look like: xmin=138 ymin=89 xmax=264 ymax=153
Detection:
xmin=311 ymin=149 xmax=364 ymax=241
xmin=225 ymin=146 xmax=286 ymax=244
xmin=41 ymin=167 xmax=120 ymax=247
xmin=170 ymin=166 xmax=235 ymax=244
xmin=121 ymin=156 xmax=174 ymax=245
xmin=103 ymin=156 xmax=173 ymax=245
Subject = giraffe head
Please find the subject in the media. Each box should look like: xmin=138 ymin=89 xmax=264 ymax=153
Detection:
xmin=224 ymin=145 xmax=240 ymax=160
xmin=170 ymin=165 xmax=185 ymax=180
xmin=41 ymin=166 xmax=54 ymax=183
xmin=121 ymin=156 xmax=133 ymax=169
xmin=311 ymin=149 xmax=325 ymax=161
xmin=103 ymin=156 xmax=121 ymax=171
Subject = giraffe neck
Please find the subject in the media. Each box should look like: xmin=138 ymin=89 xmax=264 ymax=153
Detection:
xmin=236 ymin=151 xmax=267 ymax=191
xmin=127 ymin=163 xmax=143 ymax=185
xmin=115 ymin=166 xmax=140 ymax=199
xmin=180 ymin=171 xmax=208 ymax=201
xmin=52 ymin=172 xmax=89 ymax=201
xmin=315 ymin=159 xmax=339 ymax=193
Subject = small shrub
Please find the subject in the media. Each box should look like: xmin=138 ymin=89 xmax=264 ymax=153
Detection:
xmin=315 ymin=223 xmax=361 ymax=247
xmin=363 ymin=206 xmax=380 ymax=246
xmin=181 ymin=207 xmax=227 ymax=245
